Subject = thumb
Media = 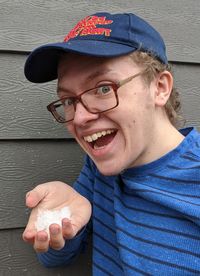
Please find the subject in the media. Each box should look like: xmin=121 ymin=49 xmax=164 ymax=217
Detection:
xmin=26 ymin=184 xmax=48 ymax=208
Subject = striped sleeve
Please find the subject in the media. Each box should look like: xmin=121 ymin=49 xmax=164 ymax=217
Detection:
xmin=73 ymin=154 xmax=95 ymax=203
xmin=37 ymin=227 xmax=88 ymax=268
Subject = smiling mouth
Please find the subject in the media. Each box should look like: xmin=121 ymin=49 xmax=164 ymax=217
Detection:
xmin=83 ymin=129 xmax=117 ymax=149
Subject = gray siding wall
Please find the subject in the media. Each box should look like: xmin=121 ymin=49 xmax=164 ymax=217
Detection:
xmin=0 ymin=1 xmax=200 ymax=275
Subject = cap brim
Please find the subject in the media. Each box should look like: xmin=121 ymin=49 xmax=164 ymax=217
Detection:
xmin=24 ymin=40 xmax=136 ymax=83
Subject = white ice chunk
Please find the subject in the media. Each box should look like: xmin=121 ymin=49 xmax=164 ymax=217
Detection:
xmin=35 ymin=207 xmax=71 ymax=237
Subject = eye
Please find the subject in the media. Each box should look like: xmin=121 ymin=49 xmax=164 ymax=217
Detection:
xmin=63 ymin=98 xmax=74 ymax=106
xmin=96 ymin=85 xmax=113 ymax=95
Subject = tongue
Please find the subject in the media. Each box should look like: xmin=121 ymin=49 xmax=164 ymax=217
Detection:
xmin=94 ymin=133 xmax=116 ymax=147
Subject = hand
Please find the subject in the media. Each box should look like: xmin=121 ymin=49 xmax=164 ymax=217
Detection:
xmin=22 ymin=181 xmax=92 ymax=253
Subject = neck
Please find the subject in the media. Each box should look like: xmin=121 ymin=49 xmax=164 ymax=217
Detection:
xmin=147 ymin=119 xmax=184 ymax=164
xmin=134 ymin=119 xmax=184 ymax=168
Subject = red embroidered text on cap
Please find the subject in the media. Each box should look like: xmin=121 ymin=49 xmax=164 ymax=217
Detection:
xmin=63 ymin=16 xmax=113 ymax=42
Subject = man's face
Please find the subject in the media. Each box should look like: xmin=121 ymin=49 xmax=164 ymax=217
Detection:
xmin=57 ymin=53 xmax=159 ymax=175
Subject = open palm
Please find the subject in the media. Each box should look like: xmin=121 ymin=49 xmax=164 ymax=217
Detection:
xmin=23 ymin=181 xmax=92 ymax=252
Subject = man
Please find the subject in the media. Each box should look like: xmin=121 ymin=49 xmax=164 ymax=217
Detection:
xmin=23 ymin=12 xmax=200 ymax=275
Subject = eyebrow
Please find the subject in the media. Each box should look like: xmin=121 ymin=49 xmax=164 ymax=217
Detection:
xmin=57 ymin=68 xmax=113 ymax=95
xmin=84 ymin=69 xmax=113 ymax=82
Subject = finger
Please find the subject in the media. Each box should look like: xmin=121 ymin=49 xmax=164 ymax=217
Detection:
xmin=25 ymin=184 xmax=48 ymax=208
xmin=23 ymin=205 xmax=39 ymax=238
xmin=22 ymin=229 xmax=37 ymax=244
xmin=62 ymin=218 xmax=77 ymax=239
xmin=49 ymin=224 xmax=65 ymax=250
xmin=34 ymin=231 xmax=49 ymax=253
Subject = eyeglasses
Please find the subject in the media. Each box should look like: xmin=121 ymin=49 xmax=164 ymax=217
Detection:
xmin=47 ymin=70 xmax=145 ymax=123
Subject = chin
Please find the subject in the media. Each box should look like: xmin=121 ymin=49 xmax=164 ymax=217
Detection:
xmin=96 ymin=163 xmax=123 ymax=176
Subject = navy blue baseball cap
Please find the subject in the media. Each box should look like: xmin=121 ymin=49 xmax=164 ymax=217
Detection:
xmin=24 ymin=12 xmax=168 ymax=83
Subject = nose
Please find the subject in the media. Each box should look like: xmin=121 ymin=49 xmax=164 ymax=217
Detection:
xmin=73 ymin=102 xmax=99 ymax=126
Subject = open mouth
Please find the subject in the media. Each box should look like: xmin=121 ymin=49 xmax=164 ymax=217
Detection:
xmin=83 ymin=129 xmax=117 ymax=149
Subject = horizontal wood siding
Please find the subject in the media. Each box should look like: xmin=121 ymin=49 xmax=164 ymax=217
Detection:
xmin=0 ymin=140 xmax=84 ymax=229
xmin=0 ymin=0 xmax=199 ymax=275
xmin=0 ymin=0 xmax=200 ymax=63
xmin=0 ymin=229 xmax=92 ymax=276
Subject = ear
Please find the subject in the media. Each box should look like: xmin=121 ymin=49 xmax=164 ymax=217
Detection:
xmin=154 ymin=71 xmax=173 ymax=107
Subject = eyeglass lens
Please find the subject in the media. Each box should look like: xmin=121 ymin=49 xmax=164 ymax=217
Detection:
xmin=54 ymin=85 xmax=117 ymax=122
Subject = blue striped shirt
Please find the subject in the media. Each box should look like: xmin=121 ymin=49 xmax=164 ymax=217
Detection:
xmin=38 ymin=127 xmax=200 ymax=275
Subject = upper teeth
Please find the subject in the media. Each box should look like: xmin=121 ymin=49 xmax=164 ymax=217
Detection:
xmin=84 ymin=130 xmax=115 ymax=143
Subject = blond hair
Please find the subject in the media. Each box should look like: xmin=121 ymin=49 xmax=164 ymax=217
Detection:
xmin=130 ymin=51 xmax=182 ymax=127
